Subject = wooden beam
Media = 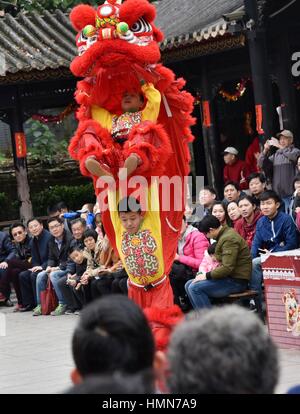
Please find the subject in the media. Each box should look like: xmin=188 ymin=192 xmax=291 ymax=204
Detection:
xmin=244 ymin=0 xmax=274 ymax=143
xmin=9 ymin=87 xmax=33 ymax=223
xmin=275 ymin=34 xmax=299 ymax=144
xmin=199 ymin=58 xmax=223 ymax=197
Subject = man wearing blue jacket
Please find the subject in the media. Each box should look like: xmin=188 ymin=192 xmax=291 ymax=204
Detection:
xmin=19 ymin=218 xmax=52 ymax=312
xmin=251 ymin=190 xmax=298 ymax=308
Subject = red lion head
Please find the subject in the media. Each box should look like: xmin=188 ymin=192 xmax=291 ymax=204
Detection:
xmin=70 ymin=0 xmax=165 ymax=112
xmin=70 ymin=0 xmax=163 ymax=76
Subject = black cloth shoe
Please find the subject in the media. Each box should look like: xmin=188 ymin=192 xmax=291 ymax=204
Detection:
xmin=19 ymin=304 xmax=34 ymax=312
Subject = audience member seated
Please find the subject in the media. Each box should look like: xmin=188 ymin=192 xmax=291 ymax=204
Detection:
xmin=48 ymin=201 xmax=73 ymax=234
xmin=223 ymin=147 xmax=249 ymax=190
xmin=69 ymin=218 xmax=86 ymax=249
xmin=94 ymin=212 xmax=105 ymax=240
xmin=193 ymin=186 xmax=217 ymax=221
xmin=226 ymin=201 xmax=241 ymax=225
xmin=0 ymin=223 xmax=31 ymax=311
xmin=57 ymin=218 xmax=87 ymax=312
xmin=169 ymin=216 xmax=209 ymax=311
xmin=235 ymin=195 xmax=262 ymax=248
xmin=0 ymin=229 xmax=16 ymax=307
xmin=167 ymin=305 xmax=279 ymax=394
xmin=289 ymin=174 xmax=300 ymax=230
xmin=258 ymin=130 xmax=300 ymax=213
xmin=247 ymin=172 xmax=267 ymax=206
xmin=197 ymin=242 xmax=219 ymax=274
xmin=64 ymin=245 xmax=88 ymax=314
xmin=184 ymin=203 xmax=194 ymax=224
xmin=185 ymin=215 xmax=251 ymax=310
xmin=77 ymin=229 xmax=112 ymax=302
xmin=33 ymin=217 xmax=74 ymax=317
xmin=19 ymin=218 xmax=52 ymax=312
xmin=223 ymin=181 xmax=244 ymax=206
xmin=211 ymin=201 xmax=231 ymax=227
xmin=251 ymin=190 xmax=298 ymax=310
xmin=88 ymin=232 xmax=123 ymax=300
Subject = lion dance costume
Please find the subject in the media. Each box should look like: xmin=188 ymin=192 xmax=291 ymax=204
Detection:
xmin=68 ymin=0 xmax=195 ymax=309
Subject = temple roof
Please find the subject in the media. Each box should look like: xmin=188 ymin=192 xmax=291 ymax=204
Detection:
xmin=0 ymin=9 xmax=76 ymax=75
xmin=155 ymin=0 xmax=244 ymax=50
xmin=0 ymin=0 xmax=248 ymax=77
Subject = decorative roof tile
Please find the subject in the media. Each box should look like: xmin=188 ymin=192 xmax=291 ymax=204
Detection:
xmin=0 ymin=0 xmax=245 ymax=76
xmin=0 ymin=9 xmax=76 ymax=76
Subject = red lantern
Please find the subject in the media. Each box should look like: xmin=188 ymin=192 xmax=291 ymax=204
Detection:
xmin=255 ymin=104 xmax=264 ymax=134
xmin=15 ymin=132 xmax=27 ymax=158
xmin=202 ymin=100 xmax=211 ymax=128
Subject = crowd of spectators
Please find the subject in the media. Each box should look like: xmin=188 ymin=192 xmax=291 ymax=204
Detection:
xmin=179 ymin=129 xmax=300 ymax=313
xmin=1 ymin=129 xmax=299 ymax=394
xmin=1 ymin=129 xmax=300 ymax=317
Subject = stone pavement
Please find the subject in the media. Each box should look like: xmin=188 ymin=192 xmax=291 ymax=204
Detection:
xmin=0 ymin=307 xmax=76 ymax=394
xmin=0 ymin=306 xmax=300 ymax=394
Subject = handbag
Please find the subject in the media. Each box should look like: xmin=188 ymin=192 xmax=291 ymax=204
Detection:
xmin=41 ymin=279 xmax=58 ymax=315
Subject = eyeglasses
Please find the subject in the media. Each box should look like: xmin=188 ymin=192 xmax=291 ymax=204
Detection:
xmin=12 ymin=231 xmax=24 ymax=237
xmin=49 ymin=223 xmax=62 ymax=231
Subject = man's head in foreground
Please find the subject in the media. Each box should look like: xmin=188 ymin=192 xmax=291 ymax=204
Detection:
xmin=167 ymin=305 xmax=278 ymax=394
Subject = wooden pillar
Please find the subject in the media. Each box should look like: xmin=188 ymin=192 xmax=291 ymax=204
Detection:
xmin=200 ymin=59 xmax=223 ymax=196
xmin=244 ymin=0 xmax=274 ymax=144
xmin=10 ymin=87 xmax=33 ymax=222
xmin=275 ymin=34 xmax=299 ymax=144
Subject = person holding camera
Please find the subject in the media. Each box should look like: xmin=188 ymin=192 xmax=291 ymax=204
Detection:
xmin=258 ymin=130 xmax=300 ymax=213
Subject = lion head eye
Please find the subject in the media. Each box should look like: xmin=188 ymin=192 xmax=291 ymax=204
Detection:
xmin=130 ymin=18 xmax=152 ymax=33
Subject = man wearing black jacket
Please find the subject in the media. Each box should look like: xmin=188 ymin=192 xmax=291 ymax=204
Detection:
xmin=33 ymin=217 xmax=74 ymax=316
xmin=0 ymin=223 xmax=31 ymax=310
xmin=19 ymin=218 xmax=52 ymax=312
xmin=0 ymin=230 xmax=16 ymax=307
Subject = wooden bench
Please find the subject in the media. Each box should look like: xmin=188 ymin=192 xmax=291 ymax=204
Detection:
xmin=226 ymin=289 xmax=259 ymax=302
xmin=213 ymin=290 xmax=264 ymax=321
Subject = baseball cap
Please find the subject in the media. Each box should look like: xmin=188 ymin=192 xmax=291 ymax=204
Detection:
xmin=223 ymin=147 xmax=238 ymax=155
xmin=277 ymin=129 xmax=293 ymax=140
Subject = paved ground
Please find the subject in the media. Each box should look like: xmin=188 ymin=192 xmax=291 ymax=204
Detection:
xmin=0 ymin=307 xmax=76 ymax=394
xmin=0 ymin=305 xmax=300 ymax=394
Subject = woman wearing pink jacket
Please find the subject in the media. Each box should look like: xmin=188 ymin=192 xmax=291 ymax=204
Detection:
xmin=169 ymin=216 xmax=209 ymax=311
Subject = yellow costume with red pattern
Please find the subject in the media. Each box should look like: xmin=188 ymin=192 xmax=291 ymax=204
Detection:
xmin=68 ymin=0 xmax=195 ymax=308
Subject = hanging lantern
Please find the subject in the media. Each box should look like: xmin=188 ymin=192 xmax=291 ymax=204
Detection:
xmin=15 ymin=132 xmax=27 ymax=158
xmin=202 ymin=100 xmax=211 ymax=128
xmin=255 ymin=104 xmax=264 ymax=135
